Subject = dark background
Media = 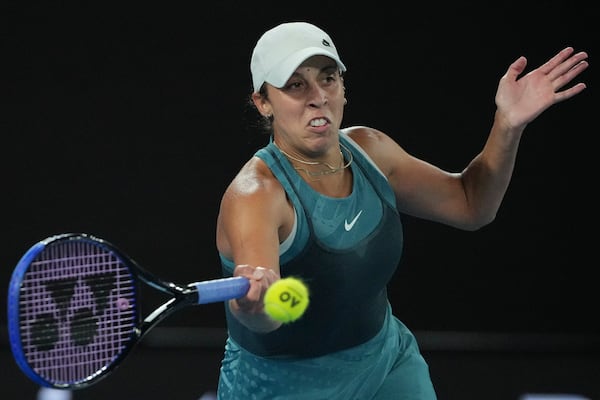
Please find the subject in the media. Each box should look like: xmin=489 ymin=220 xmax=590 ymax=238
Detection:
xmin=2 ymin=1 xmax=598 ymax=399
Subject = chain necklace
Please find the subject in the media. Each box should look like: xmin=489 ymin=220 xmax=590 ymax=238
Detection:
xmin=275 ymin=142 xmax=353 ymax=179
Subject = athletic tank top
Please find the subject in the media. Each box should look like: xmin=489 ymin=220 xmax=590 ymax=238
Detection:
xmin=220 ymin=131 xmax=404 ymax=357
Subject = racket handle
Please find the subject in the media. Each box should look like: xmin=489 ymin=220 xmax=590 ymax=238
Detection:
xmin=193 ymin=276 xmax=250 ymax=304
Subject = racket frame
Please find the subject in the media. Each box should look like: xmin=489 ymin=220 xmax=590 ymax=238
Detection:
xmin=7 ymin=233 xmax=248 ymax=390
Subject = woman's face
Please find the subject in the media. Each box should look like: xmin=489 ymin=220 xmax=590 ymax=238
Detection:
xmin=259 ymin=55 xmax=346 ymax=155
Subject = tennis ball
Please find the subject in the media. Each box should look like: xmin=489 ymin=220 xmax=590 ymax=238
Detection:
xmin=264 ymin=277 xmax=309 ymax=323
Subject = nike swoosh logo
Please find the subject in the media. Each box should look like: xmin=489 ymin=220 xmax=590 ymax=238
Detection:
xmin=344 ymin=210 xmax=363 ymax=231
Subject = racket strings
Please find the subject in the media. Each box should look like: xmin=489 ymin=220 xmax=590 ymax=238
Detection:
xmin=19 ymin=240 xmax=137 ymax=385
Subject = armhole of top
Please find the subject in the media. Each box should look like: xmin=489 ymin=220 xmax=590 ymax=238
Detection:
xmin=279 ymin=207 xmax=297 ymax=255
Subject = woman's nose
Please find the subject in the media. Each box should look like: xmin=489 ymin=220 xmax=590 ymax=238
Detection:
xmin=308 ymin=84 xmax=328 ymax=107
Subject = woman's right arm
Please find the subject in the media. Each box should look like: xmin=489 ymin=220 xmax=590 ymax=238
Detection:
xmin=216 ymin=156 xmax=294 ymax=332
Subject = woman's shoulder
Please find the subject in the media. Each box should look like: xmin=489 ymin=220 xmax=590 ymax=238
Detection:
xmin=341 ymin=126 xmax=389 ymax=148
xmin=340 ymin=125 xmax=405 ymax=180
xmin=341 ymin=125 xmax=394 ymax=158
xmin=226 ymin=156 xmax=283 ymax=198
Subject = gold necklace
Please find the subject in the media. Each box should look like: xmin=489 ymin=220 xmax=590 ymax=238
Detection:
xmin=275 ymin=142 xmax=353 ymax=179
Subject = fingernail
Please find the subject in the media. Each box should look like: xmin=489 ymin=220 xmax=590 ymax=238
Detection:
xmin=253 ymin=269 xmax=264 ymax=279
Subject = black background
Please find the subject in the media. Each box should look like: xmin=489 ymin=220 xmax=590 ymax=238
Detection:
xmin=2 ymin=0 xmax=597 ymax=342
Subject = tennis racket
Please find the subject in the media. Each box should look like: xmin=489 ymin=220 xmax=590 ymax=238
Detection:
xmin=7 ymin=232 xmax=249 ymax=390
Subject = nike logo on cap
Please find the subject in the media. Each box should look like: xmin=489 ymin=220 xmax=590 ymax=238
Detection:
xmin=344 ymin=210 xmax=363 ymax=231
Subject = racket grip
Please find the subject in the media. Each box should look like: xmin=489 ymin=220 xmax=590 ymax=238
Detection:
xmin=193 ymin=276 xmax=250 ymax=304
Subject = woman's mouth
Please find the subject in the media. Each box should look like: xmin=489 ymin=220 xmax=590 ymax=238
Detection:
xmin=310 ymin=118 xmax=328 ymax=127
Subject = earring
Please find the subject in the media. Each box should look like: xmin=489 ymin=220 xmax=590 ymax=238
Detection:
xmin=344 ymin=98 xmax=348 ymax=105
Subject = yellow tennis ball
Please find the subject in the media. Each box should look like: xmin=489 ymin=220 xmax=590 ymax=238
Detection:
xmin=264 ymin=277 xmax=309 ymax=323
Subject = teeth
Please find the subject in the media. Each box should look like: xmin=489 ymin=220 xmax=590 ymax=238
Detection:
xmin=310 ymin=118 xmax=327 ymax=127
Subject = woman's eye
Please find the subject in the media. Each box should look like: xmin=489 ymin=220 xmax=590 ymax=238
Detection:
xmin=285 ymin=82 xmax=303 ymax=90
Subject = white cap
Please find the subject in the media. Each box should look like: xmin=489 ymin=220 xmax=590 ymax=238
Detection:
xmin=250 ymin=22 xmax=347 ymax=93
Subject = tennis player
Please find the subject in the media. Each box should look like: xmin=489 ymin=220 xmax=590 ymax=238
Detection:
xmin=215 ymin=22 xmax=588 ymax=399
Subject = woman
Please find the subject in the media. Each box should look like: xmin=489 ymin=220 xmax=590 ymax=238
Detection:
xmin=215 ymin=21 xmax=588 ymax=399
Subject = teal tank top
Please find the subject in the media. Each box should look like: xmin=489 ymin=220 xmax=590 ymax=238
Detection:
xmin=220 ymin=131 xmax=404 ymax=357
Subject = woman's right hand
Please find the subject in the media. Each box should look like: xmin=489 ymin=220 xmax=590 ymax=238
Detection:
xmin=229 ymin=264 xmax=282 ymax=332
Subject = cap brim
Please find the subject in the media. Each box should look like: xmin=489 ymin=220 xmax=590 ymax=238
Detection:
xmin=264 ymin=47 xmax=347 ymax=89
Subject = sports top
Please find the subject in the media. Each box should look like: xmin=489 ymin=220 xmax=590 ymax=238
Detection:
xmin=220 ymin=130 xmax=404 ymax=357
